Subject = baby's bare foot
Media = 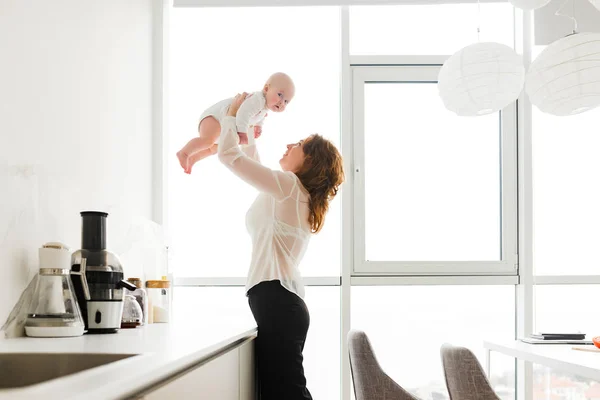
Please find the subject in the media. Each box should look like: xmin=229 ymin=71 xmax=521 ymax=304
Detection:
xmin=176 ymin=150 xmax=190 ymax=174
xmin=188 ymin=157 xmax=200 ymax=174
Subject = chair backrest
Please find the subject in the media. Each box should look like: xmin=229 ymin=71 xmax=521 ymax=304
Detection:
xmin=347 ymin=330 xmax=421 ymax=400
xmin=440 ymin=343 xmax=501 ymax=400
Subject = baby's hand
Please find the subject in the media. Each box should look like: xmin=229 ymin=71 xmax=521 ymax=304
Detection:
xmin=237 ymin=132 xmax=249 ymax=145
xmin=253 ymin=125 xmax=262 ymax=139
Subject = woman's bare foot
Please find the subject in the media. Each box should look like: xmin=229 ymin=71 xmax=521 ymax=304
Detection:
xmin=176 ymin=150 xmax=190 ymax=174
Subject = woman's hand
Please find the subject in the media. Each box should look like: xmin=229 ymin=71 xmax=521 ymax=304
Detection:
xmin=227 ymin=92 xmax=248 ymax=117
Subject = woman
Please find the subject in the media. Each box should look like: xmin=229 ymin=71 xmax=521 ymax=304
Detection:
xmin=218 ymin=93 xmax=344 ymax=399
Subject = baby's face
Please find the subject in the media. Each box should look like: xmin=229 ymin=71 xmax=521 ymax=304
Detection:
xmin=265 ymin=83 xmax=294 ymax=113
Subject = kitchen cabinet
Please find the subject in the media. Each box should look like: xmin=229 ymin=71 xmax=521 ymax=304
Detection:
xmin=138 ymin=338 xmax=255 ymax=400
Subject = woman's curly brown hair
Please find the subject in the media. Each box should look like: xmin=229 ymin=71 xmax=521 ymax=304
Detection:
xmin=295 ymin=134 xmax=345 ymax=233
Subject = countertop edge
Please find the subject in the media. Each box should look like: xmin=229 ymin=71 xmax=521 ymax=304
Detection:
xmin=112 ymin=327 xmax=258 ymax=400
xmin=0 ymin=326 xmax=257 ymax=400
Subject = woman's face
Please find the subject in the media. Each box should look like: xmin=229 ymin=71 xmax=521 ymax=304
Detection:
xmin=279 ymin=140 xmax=306 ymax=173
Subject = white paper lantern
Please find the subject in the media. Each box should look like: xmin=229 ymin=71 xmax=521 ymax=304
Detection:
xmin=438 ymin=42 xmax=525 ymax=116
xmin=509 ymin=0 xmax=552 ymax=10
xmin=588 ymin=0 xmax=600 ymax=11
xmin=526 ymin=32 xmax=600 ymax=116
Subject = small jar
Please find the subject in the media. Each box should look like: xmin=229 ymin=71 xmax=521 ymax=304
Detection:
xmin=121 ymin=294 xmax=143 ymax=329
xmin=146 ymin=279 xmax=171 ymax=323
xmin=126 ymin=278 xmax=148 ymax=325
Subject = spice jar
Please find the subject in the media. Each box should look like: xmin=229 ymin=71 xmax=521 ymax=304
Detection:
xmin=126 ymin=278 xmax=148 ymax=325
xmin=146 ymin=279 xmax=171 ymax=323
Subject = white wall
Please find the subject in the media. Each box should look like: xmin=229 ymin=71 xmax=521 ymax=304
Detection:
xmin=0 ymin=0 xmax=155 ymax=325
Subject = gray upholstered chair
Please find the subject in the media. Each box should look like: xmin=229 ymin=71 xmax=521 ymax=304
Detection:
xmin=440 ymin=343 xmax=501 ymax=400
xmin=348 ymin=330 xmax=421 ymax=400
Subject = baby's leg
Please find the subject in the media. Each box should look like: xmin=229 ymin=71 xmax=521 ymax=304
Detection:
xmin=177 ymin=117 xmax=221 ymax=173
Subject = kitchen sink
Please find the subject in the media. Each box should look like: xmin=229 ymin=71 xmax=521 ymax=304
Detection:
xmin=0 ymin=353 xmax=136 ymax=389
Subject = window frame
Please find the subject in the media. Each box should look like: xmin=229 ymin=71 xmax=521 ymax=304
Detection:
xmin=351 ymin=65 xmax=518 ymax=276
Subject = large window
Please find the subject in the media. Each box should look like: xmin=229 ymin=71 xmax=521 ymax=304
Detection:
xmin=168 ymin=6 xmax=341 ymax=278
xmin=364 ymin=83 xmax=501 ymax=261
xmin=529 ymin=68 xmax=600 ymax=400
xmin=532 ymin=107 xmax=600 ymax=276
xmin=168 ymin=8 xmax=342 ymax=399
xmin=534 ymin=285 xmax=600 ymax=336
xmin=352 ymin=66 xmax=517 ymax=275
xmin=349 ymin=3 xmax=514 ymax=55
xmin=167 ymin=4 xmax=521 ymax=400
xmin=351 ymin=285 xmax=516 ymax=400
xmin=528 ymin=32 xmax=600 ymax=400
xmin=532 ymin=366 xmax=600 ymax=400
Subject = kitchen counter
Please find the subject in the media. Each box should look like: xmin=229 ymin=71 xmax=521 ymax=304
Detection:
xmin=0 ymin=320 xmax=257 ymax=399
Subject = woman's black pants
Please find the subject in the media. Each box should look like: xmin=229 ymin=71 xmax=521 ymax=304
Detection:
xmin=248 ymin=280 xmax=313 ymax=400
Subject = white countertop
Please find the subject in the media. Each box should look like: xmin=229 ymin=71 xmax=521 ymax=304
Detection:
xmin=484 ymin=339 xmax=600 ymax=381
xmin=0 ymin=320 xmax=257 ymax=400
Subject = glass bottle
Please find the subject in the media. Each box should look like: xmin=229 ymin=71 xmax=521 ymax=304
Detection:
xmin=125 ymin=277 xmax=148 ymax=325
xmin=146 ymin=279 xmax=171 ymax=323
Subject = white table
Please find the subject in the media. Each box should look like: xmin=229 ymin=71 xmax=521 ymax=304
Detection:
xmin=483 ymin=340 xmax=600 ymax=381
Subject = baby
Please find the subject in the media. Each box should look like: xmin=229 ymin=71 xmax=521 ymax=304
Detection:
xmin=176 ymin=72 xmax=295 ymax=174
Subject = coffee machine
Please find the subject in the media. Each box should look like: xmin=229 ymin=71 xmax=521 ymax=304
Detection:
xmin=70 ymin=211 xmax=136 ymax=333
